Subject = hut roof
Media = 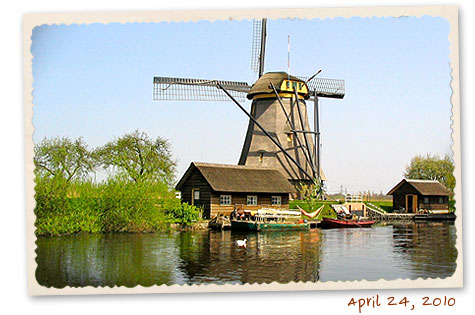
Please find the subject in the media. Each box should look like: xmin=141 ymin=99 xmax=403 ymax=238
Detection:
xmin=176 ymin=162 xmax=297 ymax=194
xmin=387 ymin=179 xmax=450 ymax=196
xmin=247 ymin=72 xmax=308 ymax=100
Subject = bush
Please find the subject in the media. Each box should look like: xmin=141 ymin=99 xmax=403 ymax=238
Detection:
xmin=166 ymin=202 xmax=202 ymax=225
xmin=34 ymin=175 xmax=178 ymax=236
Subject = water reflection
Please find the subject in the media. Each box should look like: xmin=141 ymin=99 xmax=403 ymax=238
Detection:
xmin=36 ymin=222 xmax=456 ymax=287
xmin=390 ymin=221 xmax=457 ymax=279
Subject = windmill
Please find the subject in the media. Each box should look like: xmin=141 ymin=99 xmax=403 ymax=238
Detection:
xmin=153 ymin=19 xmax=345 ymax=195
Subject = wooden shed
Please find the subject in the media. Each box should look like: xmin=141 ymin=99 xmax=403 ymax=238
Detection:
xmin=175 ymin=162 xmax=297 ymax=218
xmin=387 ymin=179 xmax=450 ymax=213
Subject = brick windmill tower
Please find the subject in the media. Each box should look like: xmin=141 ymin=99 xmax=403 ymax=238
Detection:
xmin=153 ymin=19 xmax=345 ymax=192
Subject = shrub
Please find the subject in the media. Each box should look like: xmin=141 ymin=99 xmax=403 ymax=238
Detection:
xmin=166 ymin=202 xmax=202 ymax=225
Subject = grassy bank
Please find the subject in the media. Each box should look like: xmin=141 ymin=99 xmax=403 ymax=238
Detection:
xmin=34 ymin=177 xmax=202 ymax=236
xmin=364 ymin=201 xmax=393 ymax=213
xmin=364 ymin=200 xmax=456 ymax=213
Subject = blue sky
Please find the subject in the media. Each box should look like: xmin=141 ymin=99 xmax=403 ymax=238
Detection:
xmin=31 ymin=16 xmax=452 ymax=194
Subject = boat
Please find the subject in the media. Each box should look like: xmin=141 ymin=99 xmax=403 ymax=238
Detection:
xmin=231 ymin=220 xmax=310 ymax=231
xmin=413 ymin=212 xmax=456 ymax=221
xmin=321 ymin=216 xmax=375 ymax=229
xmin=230 ymin=208 xmax=310 ymax=231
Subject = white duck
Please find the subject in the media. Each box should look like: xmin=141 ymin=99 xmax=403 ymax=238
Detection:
xmin=235 ymin=239 xmax=247 ymax=248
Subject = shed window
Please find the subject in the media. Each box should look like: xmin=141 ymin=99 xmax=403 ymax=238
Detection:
xmin=271 ymin=196 xmax=282 ymax=206
xmin=220 ymin=195 xmax=232 ymax=205
xmin=439 ymin=197 xmax=444 ymax=204
xmin=423 ymin=197 xmax=429 ymax=204
xmin=247 ymin=195 xmax=258 ymax=205
xmin=193 ymin=190 xmax=200 ymax=200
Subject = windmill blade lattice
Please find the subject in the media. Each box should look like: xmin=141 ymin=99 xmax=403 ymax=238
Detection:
xmin=250 ymin=19 xmax=267 ymax=77
xmin=297 ymin=76 xmax=346 ymax=99
xmin=153 ymin=76 xmax=251 ymax=102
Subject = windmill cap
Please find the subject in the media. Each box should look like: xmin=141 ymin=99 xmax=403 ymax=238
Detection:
xmin=247 ymin=72 xmax=309 ymax=100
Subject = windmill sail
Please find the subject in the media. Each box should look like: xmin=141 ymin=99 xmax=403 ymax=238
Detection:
xmin=298 ymin=76 xmax=346 ymax=99
xmin=153 ymin=76 xmax=251 ymax=102
xmin=250 ymin=19 xmax=267 ymax=77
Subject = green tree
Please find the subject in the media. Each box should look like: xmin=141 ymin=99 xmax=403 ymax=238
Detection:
xmin=404 ymin=153 xmax=455 ymax=193
xmin=95 ymin=130 xmax=176 ymax=186
xmin=34 ymin=136 xmax=95 ymax=182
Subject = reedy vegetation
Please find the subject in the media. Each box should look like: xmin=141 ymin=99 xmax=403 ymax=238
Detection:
xmin=34 ymin=131 xmax=202 ymax=236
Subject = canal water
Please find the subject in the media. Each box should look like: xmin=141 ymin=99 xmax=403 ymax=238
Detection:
xmin=35 ymin=221 xmax=457 ymax=287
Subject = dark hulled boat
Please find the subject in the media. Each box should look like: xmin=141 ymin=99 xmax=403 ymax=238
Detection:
xmin=230 ymin=219 xmax=309 ymax=231
xmin=230 ymin=208 xmax=310 ymax=231
xmin=413 ymin=212 xmax=456 ymax=221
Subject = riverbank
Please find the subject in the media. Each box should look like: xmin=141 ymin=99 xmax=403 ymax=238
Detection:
xmin=170 ymin=222 xmax=209 ymax=231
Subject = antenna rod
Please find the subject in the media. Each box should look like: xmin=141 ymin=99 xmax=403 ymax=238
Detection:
xmin=287 ymin=35 xmax=291 ymax=79
xmin=217 ymin=82 xmax=314 ymax=181
xmin=259 ymin=18 xmax=267 ymax=77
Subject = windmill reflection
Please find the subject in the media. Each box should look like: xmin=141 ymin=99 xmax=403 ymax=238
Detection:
xmin=176 ymin=230 xmax=322 ymax=284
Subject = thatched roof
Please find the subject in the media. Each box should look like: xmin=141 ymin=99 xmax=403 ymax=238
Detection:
xmin=176 ymin=162 xmax=297 ymax=193
xmin=247 ymin=72 xmax=308 ymax=100
xmin=387 ymin=179 xmax=449 ymax=196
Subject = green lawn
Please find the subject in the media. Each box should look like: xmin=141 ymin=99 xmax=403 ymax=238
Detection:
xmin=364 ymin=201 xmax=393 ymax=213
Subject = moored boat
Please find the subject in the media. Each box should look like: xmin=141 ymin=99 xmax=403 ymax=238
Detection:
xmin=231 ymin=219 xmax=310 ymax=231
xmin=413 ymin=212 xmax=456 ymax=221
xmin=230 ymin=208 xmax=310 ymax=231
xmin=321 ymin=216 xmax=375 ymax=229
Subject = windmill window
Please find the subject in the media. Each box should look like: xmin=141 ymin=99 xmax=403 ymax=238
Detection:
xmin=259 ymin=152 xmax=264 ymax=163
xmin=247 ymin=195 xmax=258 ymax=206
xmin=271 ymin=196 xmax=282 ymax=206
xmin=220 ymin=195 xmax=232 ymax=205
xmin=286 ymin=133 xmax=293 ymax=143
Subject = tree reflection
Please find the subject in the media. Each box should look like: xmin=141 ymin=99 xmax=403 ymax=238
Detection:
xmin=36 ymin=233 xmax=177 ymax=287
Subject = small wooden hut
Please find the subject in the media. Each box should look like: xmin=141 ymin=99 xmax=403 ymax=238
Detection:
xmin=175 ymin=162 xmax=297 ymax=218
xmin=387 ymin=179 xmax=450 ymax=213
